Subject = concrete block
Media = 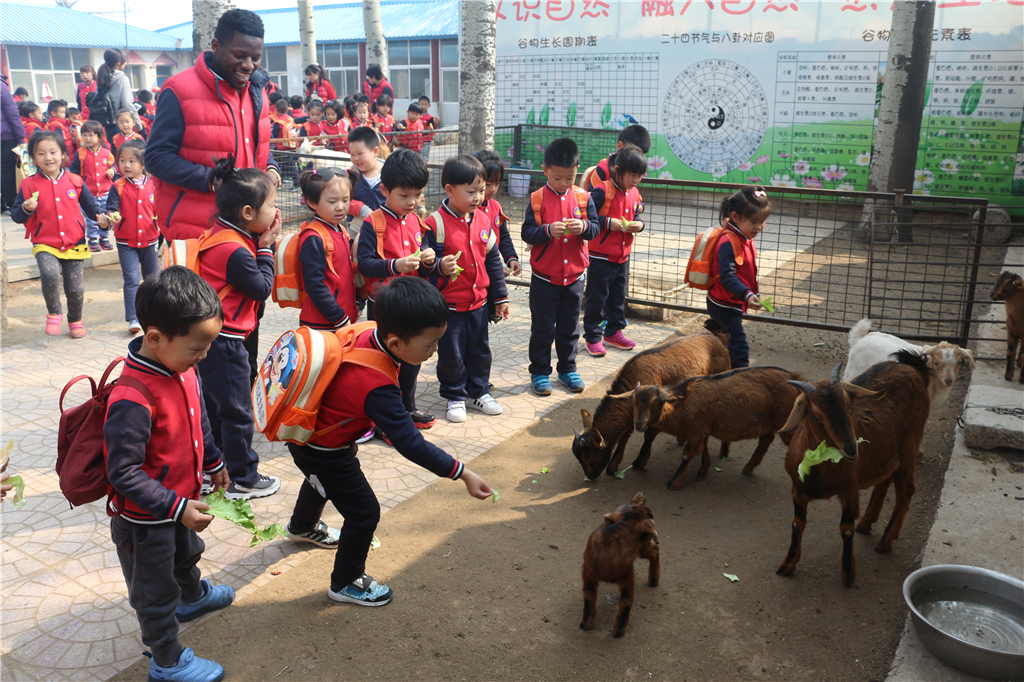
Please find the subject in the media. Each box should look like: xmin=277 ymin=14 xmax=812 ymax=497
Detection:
xmin=962 ymin=383 xmax=1024 ymax=451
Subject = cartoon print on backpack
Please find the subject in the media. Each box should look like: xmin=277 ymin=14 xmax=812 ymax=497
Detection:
xmin=261 ymin=332 xmax=300 ymax=406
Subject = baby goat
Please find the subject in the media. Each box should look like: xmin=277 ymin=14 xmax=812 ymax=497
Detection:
xmin=623 ymin=367 xmax=804 ymax=489
xmin=776 ymin=354 xmax=931 ymax=587
xmin=843 ymin=318 xmax=974 ymax=409
xmin=581 ymin=491 xmax=660 ymax=638
xmin=572 ymin=319 xmax=731 ymax=481
xmin=990 ymin=271 xmax=1024 ymax=383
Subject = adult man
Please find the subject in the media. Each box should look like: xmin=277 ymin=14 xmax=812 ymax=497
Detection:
xmin=148 ymin=8 xmax=280 ymax=242
xmin=363 ymin=64 xmax=393 ymax=114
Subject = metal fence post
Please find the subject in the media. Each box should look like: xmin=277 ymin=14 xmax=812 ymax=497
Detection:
xmin=513 ymin=124 xmax=523 ymax=165
xmin=961 ymin=201 xmax=988 ymax=347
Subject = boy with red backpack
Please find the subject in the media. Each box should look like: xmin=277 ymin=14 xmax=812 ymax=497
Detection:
xmin=283 ymin=276 xmax=493 ymax=606
xmin=104 ymin=266 xmax=233 ymax=682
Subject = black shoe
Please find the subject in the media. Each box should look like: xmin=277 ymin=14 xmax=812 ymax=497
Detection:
xmin=410 ymin=410 xmax=436 ymax=429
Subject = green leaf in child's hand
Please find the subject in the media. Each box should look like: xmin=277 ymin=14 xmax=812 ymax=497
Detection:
xmin=250 ymin=523 xmax=285 ymax=547
xmin=492 ymin=489 xmax=500 ymax=503
xmin=760 ymin=296 xmax=775 ymax=314
xmin=30 ymin=191 xmax=39 ymax=202
xmin=0 ymin=438 xmax=13 ymax=469
xmin=203 ymin=489 xmax=285 ymax=545
xmin=450 ymin=251 xmax=465 ymax=280
xmin=723 ymin=573 xmax=739 ymax=582
xmin=370 ymin=535 xmax=381 ymax=550
xmin=109 ymin=211 xmax=121 ymax=223
xmin=7 ymin=474 xmax=26 ymax=507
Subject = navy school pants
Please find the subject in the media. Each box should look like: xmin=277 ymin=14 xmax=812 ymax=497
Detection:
xmin=706 ymin=297 xmax=749 ymax=368
xmin=529 ymin=275 xmax=584 ymax=376
xmin=198 ymin=336 xmax=261 ymax=487
xmin=366 ymin=298 xmax=422 ymax=412
xmin=583 ymin=258 xmax=628 ymax=343
xmin=436 ymin=306 xmax=491 ymax=401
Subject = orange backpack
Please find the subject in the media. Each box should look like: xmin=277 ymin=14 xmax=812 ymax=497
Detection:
xmin=684 ymin=226 xmax=745 ymax=290
xmin=160 ymin=229 xmax=250 ymax=300
xmin=252 ymin=322 xmax=398 ymax=444
xmin=529 ymin=186 xmax=590 ymax=224
xmin=270 ymin=115 xmax=301 ymax=149
xmin=579 ymin=165 xmax=600 ymax=192
xmin=272 ymin=221 xmax=338 ymax=308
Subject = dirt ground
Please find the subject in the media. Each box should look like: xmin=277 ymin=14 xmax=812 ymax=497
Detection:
xmin=88 ymin=313 xmax=959 ymax=682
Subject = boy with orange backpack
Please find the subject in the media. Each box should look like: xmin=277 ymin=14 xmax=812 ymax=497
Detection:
xmin=277 ymin=276 xmax=493 ymax=606
xmin=356 ymin=149 xmax=438 ymax=429
xmin=270 ymin=98 xmax=300 ymax=189
xmin=521 ymin=138 xmax=599 ymax=396
xmin=582 ymin=145 xmax=646 ymax=357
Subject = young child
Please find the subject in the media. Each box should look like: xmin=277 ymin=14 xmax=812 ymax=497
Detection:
xmin=105 ymin=266 xmax=233 ymax=682
xmin=45 ymin=100 xmax=74 ymax=162
xmin=296 ymin=167 xmax=360 ymax=330
xmin=66 ymin=107 xmax=83 ymax=150
xmin=352 ymin=101 xmax=371 ymax=129
xmin=10 ymin=131 xmax=108 ymax=338
xmin=418 ymin=96 xmax=437 ymax=161
xmin=135 ymin=89 xmax=155 ymax=135
xmin=520 ymin=137 xmax=599 ymax=396
xmin=372 ymin=94 xmax=395 ymax=136
xmin=472 ymin=149 xmax=521 ymax=277
xmin=357 ymin=148 xmax=437 ymax=429
xmin=584 ymin=124 xmax=651 ymax=191
xmin=349 ymin=126 xmax=385 ymax=211
xmin=322 ymin=100 xmax=349 ymax=152
xmin=20 ymin=101 xmax=43 ymax=140
xmin=420 ymin=155 xmax=510 ymax=423
xmin=196 ymin=157 xmax=282 ymax=500
xmin=583 ymin=145 xmax=647 ymax=356
xmin=112 ymin=108 xmax=143 ymax=152
xmin=69 ymin=120 xmax=116 ymax=252
xmin=269 ymin=99 xmax=299 ymax=187
xmin=394 ymin=102 xmax=425 ymax=156
xmin=284 ymin=276 xmax=493 ymax=605
xmin=76 ymin=65 xmax=96 ymax=120
xmin=289 ymin=95 xmax=306 ymax=121
xmin=105 ymin=139 xmax=159 ymax=334
xmin=707 ymin=186 xmax=769 ymax=368
xmin=303 ymin=100 xmax=326 ymax=139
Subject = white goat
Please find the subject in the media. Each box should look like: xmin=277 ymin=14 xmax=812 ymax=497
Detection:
xmin=842 ymin=318 xmax=975 ymax=409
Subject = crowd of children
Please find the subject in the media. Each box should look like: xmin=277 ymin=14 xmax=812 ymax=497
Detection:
xmin=11 ymin=102 xmax=772 ymax=679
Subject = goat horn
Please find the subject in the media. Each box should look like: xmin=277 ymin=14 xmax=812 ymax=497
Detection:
xmin=830 ymin=362 xmax=843 ymax=384
xmin=573 ymin=427 xmax=581 ymax=439
xmin=788 ymin=380 xmax=817 ymax=394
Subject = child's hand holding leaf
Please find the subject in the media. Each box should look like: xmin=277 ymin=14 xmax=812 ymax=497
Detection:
xmin=418 ymin=247 xmax=436 ymax=266
xmin=566 ymin=219 xmax=584 ymax=235
xmin=759 ymin=296 xmax=776 ymax=314
xmin=439 ymin=253 xmax=458 ymax=276
xmin=449 ymin=251 xmax=465 ymax=281
xmin=396 ymin=255 xmax=421 ymax=273
xmin=549 ymin=221 xmax=566 ymax=238
xmin=23 ymin=192 xmax=39 ymax=212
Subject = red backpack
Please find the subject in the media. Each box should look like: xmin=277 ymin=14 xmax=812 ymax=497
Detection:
xmin=56 ymin=358 xmax=154 ymax=513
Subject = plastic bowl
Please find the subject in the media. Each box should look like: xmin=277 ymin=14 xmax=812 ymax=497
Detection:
xmin=903 ymin=564 xmax=1024 ymax=680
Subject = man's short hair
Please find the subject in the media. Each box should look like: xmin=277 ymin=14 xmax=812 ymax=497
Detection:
xmin=373 ymin=277 xmax=450 ymax=342
xmin=441 ymin=154 xmax=485 ymax=188
xmin=214 ymin=8 xmax=265 ymax=43
xmin=366 ymin=63 xmax=384 ymax=81
xmin=136 ymin=266 xmax=223 ymax=339
xmin=544 ymin=138 xmax=580 ymax=169
xmin=380 ymin=148 xmax=429 ymax=191
xmin=618 ymin=125 xmax=651 ymax=154
xmin=348 ymin=125 xmax=379 ymax=150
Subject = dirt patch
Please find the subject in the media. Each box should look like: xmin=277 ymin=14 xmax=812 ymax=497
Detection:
xmin=110 ymin=320 xmax=958 ymax=682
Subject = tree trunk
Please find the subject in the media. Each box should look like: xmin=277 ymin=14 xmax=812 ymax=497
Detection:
xmin=363 ymin=0 xmax=388 ymax=77
xmin=857 ymin=0 xmax=935 ymax=242
xmin=458 ymin=0 xmax=496 ymax=155
xmin=193 ymin=0 xmax=234 ymax=62
xmin=298 ymin=0 xmax=317 ymax=74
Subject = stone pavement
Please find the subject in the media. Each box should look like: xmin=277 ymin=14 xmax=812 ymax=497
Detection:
xmin=0 ymin=284 xmax=679 ymax=682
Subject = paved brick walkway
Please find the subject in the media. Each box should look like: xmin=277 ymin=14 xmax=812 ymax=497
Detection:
xmin=0 ymin=285 xmax=676 ymax=681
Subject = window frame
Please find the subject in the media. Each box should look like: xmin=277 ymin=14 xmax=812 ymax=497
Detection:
xmin=318 ymin=43 xmax=360 ymax=101
xmin=14 ymin=46 xmax=81 ymax=103
xmin=386 ymin=40 xmax=432 ymax=101
xmin=439 ymin=39 xmax=459 ymax=104
xmin=261 ymin=46 xmax=289 ymax=97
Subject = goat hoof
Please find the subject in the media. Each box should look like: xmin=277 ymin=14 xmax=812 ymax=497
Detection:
xmin=741 ymin=469 xmax=753 ymax=477
xmin=613 ymin=629 xmax=626 ymax=638
xmin=649 ymin=579 xmax=659 ymax=587
xmin=855 ymin=525 xmax=871 ymax=535
xmin=843 ymin=576 xmax=855 ymax=588
xmin=874 ymin=544 xmax=893 ymax=554
xmin=666 ymin=481 xmax=682 ymax=491
xmin=697 ymin=470 xmax=708 ymax=478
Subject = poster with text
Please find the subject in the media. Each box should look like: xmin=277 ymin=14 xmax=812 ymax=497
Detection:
xmin=494 ymin=0 xmax=1024 ymax=209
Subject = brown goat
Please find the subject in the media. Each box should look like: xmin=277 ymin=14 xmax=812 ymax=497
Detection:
xmin=621 ymin=367 xmax=804 ymax=489
xmin=990 ymin=271 xmax=1024 ymax=383
xmin=776 ymin=352 xmax=931 ymax=587
xmin=581 ymin=491 xmax=660 ymax=637
xmin=572 ymin=319 xmax=731 ymax=480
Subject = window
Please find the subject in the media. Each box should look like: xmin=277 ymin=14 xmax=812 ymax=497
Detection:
xmin=156 ymin=65 xmax=173 ymax=87
xmin=261 ymin=46 xmax=289 ymax=97
xmin=318 ymin=43 xmax=359 ymax=100
xmin=12 ymin=46 xmax=81 ymax=102
xmin=439 ymin=39 xmax=459 ymax=103
xmin=125 ymin=65 xmax=146 ymax=91
xmin=386 ymin=40 xmax=430 ymax=100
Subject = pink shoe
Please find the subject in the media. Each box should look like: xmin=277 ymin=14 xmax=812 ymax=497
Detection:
xmin=45 ymin=314 xmax=62 ymax=336
xmin=585 ymin=340 xmax=607 ymax=357
xmin=603 ymin=330 xmax=636 ymax=350
xmin=69 ymin=321 xmax=86 ymax=339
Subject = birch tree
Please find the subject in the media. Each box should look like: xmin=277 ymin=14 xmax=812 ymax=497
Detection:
xmin=298 ymin=0 xmax=317 ymax=72
xmin=363 ymin=0 xmax=388 ymax=76
xmin=857 ymin=0 xmax=935 ymax=241
xmin=458 ymin=0 xmax=496 ymax=154
xmin=193 ymin=0 xmax=234 ymax=62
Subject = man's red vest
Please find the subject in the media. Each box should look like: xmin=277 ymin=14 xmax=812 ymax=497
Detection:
xmin=154 ymin=53 xmax=271 ymax=241
xmin=362 ymin=208 xmax=424 ymax=300
xmin=529 ymin=185 xmax=591 ymax=285
xmin=105 ymin=361 xmax=208 ymax=522
xmin=77 ymin=146 xmax=115 ymax=196
xmin=111 ymin=176 xmax=160 ymax=248
xmin=424 ymin=206 xmax=495 ymax=312
xmin=19 ymin=172 xmax=87 ymax=251
xmin=298 ymin=218 xmax=357 ymax=329
xmin=589 ymin=181 xmax=642 ymax=264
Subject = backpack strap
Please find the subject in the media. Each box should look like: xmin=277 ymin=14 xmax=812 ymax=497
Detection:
xmin=369 ymin=210 xmax=388 ymax=260
xmin=572 ymin=186 xmax=590 ymax=212
xmin=299 ymin=221 xmax=338 ymax=277
xmin=579 ymin=165 xmax=598 ymax=190
xmin=78 ymin=147 xmax=87 ymax=166
xmin=197 ymin=228 xmax=251 ymax=301
xmin=530 ymin=189 xmax=544 ymax=224
xmin=723 ymin=231 xmax=745 ymax=267
xmin=113 ymin=376 xmax=156 ymax=409
xmin=599 ymin=180 xmax=615 ymax=216
xmin=428 ymin=211 xmax=446 ymax=253
xmin=343 ymin=349 xmax=399 ymax=385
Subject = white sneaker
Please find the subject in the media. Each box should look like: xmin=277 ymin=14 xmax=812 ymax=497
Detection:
xmin=127 ymin=320 xmax=142 ymax=333
xmin=446 ymin=400 xmax=467 ymax=423
xmin=469 ymin=393 xmax=502 ymax=415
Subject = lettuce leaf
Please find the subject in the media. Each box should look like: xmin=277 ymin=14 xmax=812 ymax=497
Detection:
xmin=0 ymin=438 xmax=12 ymax=469
xmin=450 ymin=250 xmax=465 ymax=280
xmin=492 ymin=489 xmax=500 ymax=503
xmin=760 ymin=296 xmax=775 ymax=314
xmin=723 ymin=573 xmax=739 ymax=582
xmin=203 ymin=489 xmax=285 ymax=546
xmin=30 ymin=191 xmax=39 ymax=202
xmin=798 ymin=438 xmax=867 ymax=482
xmin=612 ymin=465 xmax=632 ymax=479
xmin=7 ymin=474 xmax=25 ymax=507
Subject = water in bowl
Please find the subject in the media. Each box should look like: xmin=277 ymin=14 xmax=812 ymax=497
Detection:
xmin=914 ymin=586 xmax=1024 ymax=654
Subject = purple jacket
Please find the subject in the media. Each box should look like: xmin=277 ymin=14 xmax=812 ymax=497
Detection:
xmin=1 ymin=78 xmax=25 ymax=143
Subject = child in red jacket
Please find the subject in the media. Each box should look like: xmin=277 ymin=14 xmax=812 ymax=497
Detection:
xmin=69 ymin=120 xmax=116 ymax=251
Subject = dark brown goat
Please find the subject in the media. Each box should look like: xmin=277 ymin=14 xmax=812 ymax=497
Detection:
xmin=572 ymin=319 xmax=731 ymax=480
xmin=581 ymin=491 xmax=660 ymax=637
xmin=622 ymin=367 xmax=804 ymax=489
xmin=990 ymin=271 xmax=1024 ymax=383
xmin=776 ymin=352 xmax=931 ymax=587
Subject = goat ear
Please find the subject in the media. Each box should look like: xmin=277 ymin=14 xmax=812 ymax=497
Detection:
xmin=607 ymin=390 xmax=634 ymax=400
xmin=779 ymin=393 xmax=807 ymax=434
xmin=961 ymin=348 xmax=976 ymax=369
xmin=603 ymin=512 xmax=620 ymax=526
xmin=921 ymin=345 xmax=936 ymax=357
xmin=841 ymin=381 xmax=884 ymax=399
xmin=592 ymin=429 xmax=606 ymax=449
xmin=632 ymin=491 xmax=647 ymax=506
xmin=658 ymin=386 xmax=674 ymax=402
xmin=581 ymin=408 xmax=593 ymax=430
